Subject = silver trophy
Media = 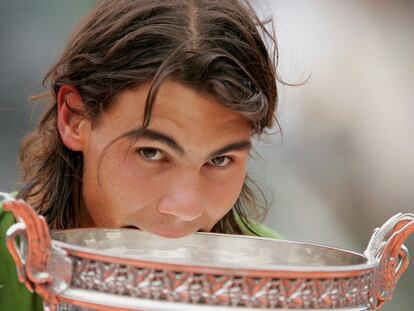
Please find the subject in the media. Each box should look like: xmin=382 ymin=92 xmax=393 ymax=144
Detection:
xmin=2 ymin=197 xmax=413 ymax=310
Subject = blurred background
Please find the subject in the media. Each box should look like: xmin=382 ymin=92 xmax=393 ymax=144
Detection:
xmin=0 ymin=0 xmax=413 ymax=309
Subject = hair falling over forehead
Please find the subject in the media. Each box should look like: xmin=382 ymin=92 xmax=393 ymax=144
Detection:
xmin=19 ymin=0 xmax=281 ymax=233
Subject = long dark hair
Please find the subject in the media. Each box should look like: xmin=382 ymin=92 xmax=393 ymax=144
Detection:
xmin=19 ymin=0 xmax=280 ymax=233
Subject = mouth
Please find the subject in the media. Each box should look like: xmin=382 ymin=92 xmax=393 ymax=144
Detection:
xmin=122 ymin=225 xmax=142 ymax=230
xmin=122 ymin=225 xmax=198 ymax=239
xmin=150 ymin=229 xmax=190 ymax=239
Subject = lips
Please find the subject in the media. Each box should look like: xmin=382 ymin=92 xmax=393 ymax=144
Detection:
xmin=122 ymin=225 xmax=192 ymax=238
xmin=122 ymin=225 xmax=141 ymax=230
xmin=149 ymin=229 xmax=189 ymax=239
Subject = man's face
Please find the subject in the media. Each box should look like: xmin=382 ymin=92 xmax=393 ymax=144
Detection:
xmin=79 ymin=80 xmax=252 ymax=238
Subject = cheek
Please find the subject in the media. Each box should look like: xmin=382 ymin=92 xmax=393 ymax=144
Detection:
xmin=100 ymin=150 xmax=163 ymax=205
xmin=205 ymin=166 xmax=247 ymax=219
xmin=82 ymin=143 xmax=164 ymax=226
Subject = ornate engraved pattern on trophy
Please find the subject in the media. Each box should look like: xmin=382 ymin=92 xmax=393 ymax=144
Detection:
xmin=68 ymin=257 xmax=374 ymax=309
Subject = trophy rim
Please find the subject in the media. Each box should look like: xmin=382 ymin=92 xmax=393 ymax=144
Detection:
xmin=51 ymin=228 xmax=378 ymax=277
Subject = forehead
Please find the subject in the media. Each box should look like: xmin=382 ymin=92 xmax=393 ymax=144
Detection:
xmin=103 ymin=80 xmax=252 ymax=138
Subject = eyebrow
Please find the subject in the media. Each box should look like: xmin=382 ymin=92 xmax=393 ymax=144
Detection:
xmin=126 ymin=128 xmax=251 ymax=159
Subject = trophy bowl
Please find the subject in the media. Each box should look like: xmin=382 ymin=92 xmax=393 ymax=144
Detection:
xmin=2 ymin=196 xmax=413 ymax=310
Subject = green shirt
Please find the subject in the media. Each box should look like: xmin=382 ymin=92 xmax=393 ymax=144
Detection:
xmin=0 ymin=195 xmax=283 ymax=311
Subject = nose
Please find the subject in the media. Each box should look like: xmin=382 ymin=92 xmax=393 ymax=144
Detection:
xmin=157 ymin=173 xmax=204 ymax=221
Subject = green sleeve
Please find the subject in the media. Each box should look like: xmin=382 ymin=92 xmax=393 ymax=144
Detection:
xmin=235 ymin=213 xmax=286 ymax=239
xmin=0 ymin=196 xmax=44 ymax=311
xmin=247 ymin=221 xmax=286 ymax=239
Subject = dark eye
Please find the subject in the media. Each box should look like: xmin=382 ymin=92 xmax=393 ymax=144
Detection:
xmin=138 ymin=148 xmax=165 ymax=161
xmin=208 ymin=156 xmax=232 ymax=167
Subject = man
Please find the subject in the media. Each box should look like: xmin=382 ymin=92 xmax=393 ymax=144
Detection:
xmin=0 ymin=0 xmax=283 ymax=309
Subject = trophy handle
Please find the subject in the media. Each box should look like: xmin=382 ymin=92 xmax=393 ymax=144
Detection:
xmin=2 ymin=196 xmax=61 ymax=309
xmin=364 ymin=213 xmax=414 ymax=309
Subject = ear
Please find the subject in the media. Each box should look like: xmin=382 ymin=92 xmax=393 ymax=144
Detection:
xmin=57 ymin=85 xmax=88 ymax=152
